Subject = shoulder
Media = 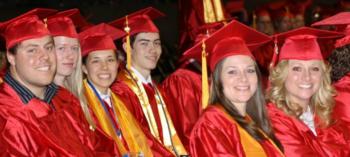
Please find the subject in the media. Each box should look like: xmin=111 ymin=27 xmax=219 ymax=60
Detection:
xmin=192 ymin=105 xmax=238 ymax=133
xmin=162 ymin=68 xmax=201 ymax=86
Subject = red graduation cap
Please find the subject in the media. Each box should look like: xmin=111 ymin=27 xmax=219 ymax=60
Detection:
xmin=311 ymin=12 xmax=350 ymax=48
xmin=0 ymin=8 xmax=57 ymax=49
xmin=183 ymin=20 xmax=271 ymax=71
xmin=108 ymin=7 xmax=165 ymax=36
xmin=271 ymin=27 xmax=344 ymax=66
xmin=78 ymin=23 xmax=126 ymax=57
xmin=47 ymin=8 xmax=91 ymax=38
xmin=182 ymin=20 xmax=270 ymax=109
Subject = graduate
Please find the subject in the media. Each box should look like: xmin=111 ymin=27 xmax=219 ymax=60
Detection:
xmin=267 ymin=27 xmax=350 ymax=157
xmin=312 ymin=12 xmax=350 ymax=123
xmin=109 ymin=7 xmax=187 ymax=156
xmin=188 ymin=20 xmax=284 ymax=157
xmin=78 ymin=23 xmax=174 ymax=157
xmin=0 ymin=8 xmax=118 ymax=156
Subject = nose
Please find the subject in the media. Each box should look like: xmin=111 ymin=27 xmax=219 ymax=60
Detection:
xmin=38 ymin=48 xmax=50 ymax=61
xmin=302 ymin=69 xmax=311 ymax=81
xmin=239 ymin=71 xmax=248 ymax=82
xmin=100 ymin=61 xmax=108 ymax=70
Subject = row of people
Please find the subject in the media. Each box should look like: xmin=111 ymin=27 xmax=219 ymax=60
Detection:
xmin=0 ymin=6 xmax=350 ymax=157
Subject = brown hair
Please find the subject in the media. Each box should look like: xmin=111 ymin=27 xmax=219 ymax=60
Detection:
xmin=209 ymin=58 xmax=283 ymax=151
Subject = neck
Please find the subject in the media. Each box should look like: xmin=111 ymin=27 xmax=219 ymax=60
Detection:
xmin=232 ymin=102 xmax=247 ymax=116
xmin=11 ymin=71 xmax=47 ymax=99
xmin=288 ymin=95 xmax=310 ymax=112
xmin=54 ymin=74 xmax=66 ymax=87
xmin=132 ymin=65 xmax=151 ymax=80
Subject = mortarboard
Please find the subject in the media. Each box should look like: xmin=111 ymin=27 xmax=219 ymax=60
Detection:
xmin=182 ymin=20 xmax=271 ymax=109
xmin=78 ymin=23 xmax=125 ymax=57
xmin=271 ymin=27 xmax=344 ymax=67
xmin=0 ymin=8 xmax=57 ymax=49
xmin=108 ymin=7 xmax=164 ymax=69
xmin=47 ymin=8 xmax=91 ymax=38
xmin=311 ymin=12 xmax=350 ymax=48
xmin=108 ymin=7 xmax=165 ymax=36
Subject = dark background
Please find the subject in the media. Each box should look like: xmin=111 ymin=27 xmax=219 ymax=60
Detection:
xmin=0 ymin=0 xmax=343 ymax=81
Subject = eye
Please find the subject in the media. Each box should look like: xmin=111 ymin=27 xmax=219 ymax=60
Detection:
xmin=154 ymin=41 xmax=161 ymax=46
xmin=311 ymin=67 xmax=320 ymax=72
xmin=46 ymin=45 xmax=54 ymax=51
xmin=108 ymin=58 xmax=116 ymax=62
xmin=227 ymin=69 xmax=238 ymax=75
xmin=90 ymin=60 xmax=99 ymax=64
xmin=27 ymin=48 xmax=37 ymax=53
xmin=71 ymin=46 xmax=79 ymax=52
xmin=247 ymin=68 xmax=256 ymax=73
xmin=292 ymin=66 xmax=302 ymax=72
xmin=57 ymin=46 xmax=65 ymax=51
xmin=140 ymin=42 xmax=148 ymax=46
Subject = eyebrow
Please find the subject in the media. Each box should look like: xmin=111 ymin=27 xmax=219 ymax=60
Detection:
xmin=137 ymin=38 xmax=161 ymax=42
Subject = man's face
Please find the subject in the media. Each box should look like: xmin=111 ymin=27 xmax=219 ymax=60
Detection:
xmin=7 ymin=35 xmax=56 ymax=90
xmin=130 ymin=32 xmax=162 ymax=74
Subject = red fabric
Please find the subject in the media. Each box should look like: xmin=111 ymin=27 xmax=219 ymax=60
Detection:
xmin=0 ymin=82 xmax=118 ymax=156
xmin=143 ymin=83 xmax=164 ymax=143
xmin=160 ymin=68 xmax=202 ymax=152
xmin=110 ymin=80 xmax=174 ymax=157
xmin=267 ymin=103 xmax=350 ymax=157
xmin=108 ymin=7 xmax=164 ymax=36
xmin=333 ymin=73 xmax=350 ymax=123
xmin=47 ymin=17 xmax=78 ymax=38
xmin=78 ymin=23 xmax=125 ymax=56
xmin=189 ymin=105 xmax=283 ymax=157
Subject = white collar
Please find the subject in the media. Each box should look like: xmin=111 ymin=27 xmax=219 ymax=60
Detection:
xmin=88 ymin=81 xmax=112 ymax=108
xmin=299 ymin=106 xmax=317 ymax=136
xmin=131 ymin=66 xmax=152 ymax=84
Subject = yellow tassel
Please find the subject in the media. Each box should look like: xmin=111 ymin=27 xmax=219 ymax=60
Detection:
xmin=201 ymin=40 xmax=209 ymax=109
xmin=252 ymin=11 xmax=257 ymax=29
xmin=124 ymin=15 xmax=132 ymax=70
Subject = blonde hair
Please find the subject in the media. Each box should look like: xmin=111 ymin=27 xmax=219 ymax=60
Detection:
xmin=62 ymin=44 xmax=96 ymax=129
xmin=267 ymin=60 xmax=335 ymax=127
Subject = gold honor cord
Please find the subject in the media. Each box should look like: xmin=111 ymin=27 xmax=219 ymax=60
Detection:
xmin=121 ymin=69 xmax=187 ymax=156
xmin=203 ymin=0 xmax=225 ymax=23
xmin=201 ymin=40 xmax=209 ymax=109
xmin=124 ymin=15 xmax=132 ymax=70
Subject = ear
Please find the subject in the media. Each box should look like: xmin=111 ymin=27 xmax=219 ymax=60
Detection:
xmin=6 ymin=51 xmax=16 ymax=66
xmin=82 ymin=64 xmax=88 ymax=75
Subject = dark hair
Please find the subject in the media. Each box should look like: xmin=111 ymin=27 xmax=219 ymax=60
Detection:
xmin=5 ymin=44 xmax=19 ymax=69
xmin=328 ymin=45 xmax=350 ymax=83
xmin=209 ymin=58 xmax=283 ymax=151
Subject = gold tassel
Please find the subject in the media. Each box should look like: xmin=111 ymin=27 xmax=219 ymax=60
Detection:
xmin=203 ymin=0 xmax=226 ymax=23
xmin=252 ymin=11 xmax=257 ymax=29
xmin=124 ymin=15 xmax=132 ymax=70
xmin=201 ymin=40 xmax=209 ymax=109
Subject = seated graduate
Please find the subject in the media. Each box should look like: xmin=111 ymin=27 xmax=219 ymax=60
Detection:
xmin=78 ymin=23 xmax=173 ymax=157
xmin=188 ymin=20 xmax=284 ymax=157
xmin=267 ymin=27 xmax=350 ymax=157
xmin=0 ymin=8 xmax=118 ymax=156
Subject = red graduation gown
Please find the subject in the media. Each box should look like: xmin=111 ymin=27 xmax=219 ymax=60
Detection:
xmin=0 ymin=82 xmax=118 ymax=156
xmin=332 ymin=73 xmax=350 ymax=122
xmin=190 ymin=105 xmax=283 ymax=157
xmin=160 ymin=68 xmax=202 ymax=151
xmin=111 ymin=80 xmax=174 ymax=157
xmin=267 ymin=103 xmax=350 ymax=157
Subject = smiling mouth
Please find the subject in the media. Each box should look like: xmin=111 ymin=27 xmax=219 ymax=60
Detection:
xmin=146 ymin=56 xmax=158 ymax=61
xmin=299 ymin=84 xmax=312 ymax=89
xmin=98 ymin=74 xmax=111 ymax=79
xmin=36 ymin=66 xmax=50 ymax=71
xmin=235 ymin=86 xmax=250 ymax=91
